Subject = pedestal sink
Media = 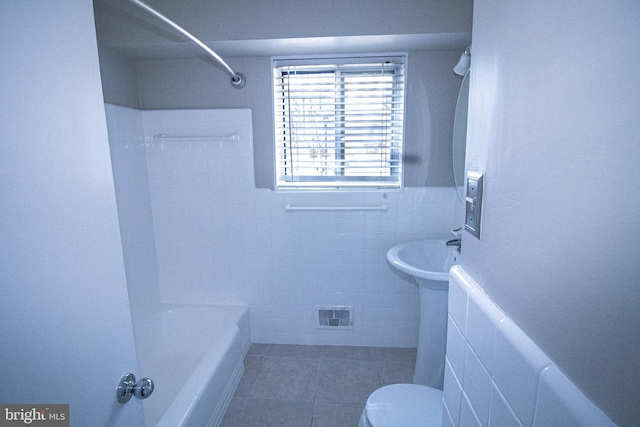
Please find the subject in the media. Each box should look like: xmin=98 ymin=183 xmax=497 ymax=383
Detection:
xmin=387 ymin=239 xmax=460 ymax=389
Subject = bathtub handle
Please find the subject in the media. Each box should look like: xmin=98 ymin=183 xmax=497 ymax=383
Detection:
xmin=117 ymin=373 xmax=155 ymax=404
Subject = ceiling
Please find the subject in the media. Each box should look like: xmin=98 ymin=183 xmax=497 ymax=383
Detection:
xmin=103 ymin=34 xmax=472 ymax=61
xmin=93 ymin=0 xmax=471 ymax=61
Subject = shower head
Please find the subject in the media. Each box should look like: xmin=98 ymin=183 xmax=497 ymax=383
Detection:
xmin=454 ymin=44 xmax=472 ymax=76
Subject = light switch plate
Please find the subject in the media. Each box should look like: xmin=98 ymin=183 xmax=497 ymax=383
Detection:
xmin=465 ymin=171 xmax=483 ymax=238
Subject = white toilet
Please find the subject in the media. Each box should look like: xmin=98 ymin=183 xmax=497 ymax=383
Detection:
xmin=358 ymin=383 xmax=442 ymax=427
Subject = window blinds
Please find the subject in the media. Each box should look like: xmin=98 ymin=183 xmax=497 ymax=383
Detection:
xmin=273 ymin=56 xmax=406 ymax=189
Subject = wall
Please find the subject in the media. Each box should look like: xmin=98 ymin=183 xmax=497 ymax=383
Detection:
xmin=95 ymin=0 xmax=471 ymax=350
xmin=462 ymin=0 xmax=640 ymax=425
xmin=101 ymin=50 xmax=466 ymax=349
xmin=132 ymin=51 xmax=463 ymax=188
xmin=105 ymin=104 xmax=161 ymax=339
xmin=444 ymin=266 xmax=615 ymax=426
xmin=104 ymin=106 xmax=459 ymax=347
xmin=99 ymin=47 xmax=141 ymax=109
xmin=94 ymin=0 xmax=472 ymax=188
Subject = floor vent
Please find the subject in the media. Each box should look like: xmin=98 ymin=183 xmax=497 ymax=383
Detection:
xmin=316 ymin=306 xmax=353 ymax=329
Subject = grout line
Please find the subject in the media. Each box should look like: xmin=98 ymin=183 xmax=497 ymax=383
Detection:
xmin=225 ymin=344 xmax=416 ymax=426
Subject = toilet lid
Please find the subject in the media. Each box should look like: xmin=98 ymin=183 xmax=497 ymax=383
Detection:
xmin=365 ymin=384 xmax=442 ymax=427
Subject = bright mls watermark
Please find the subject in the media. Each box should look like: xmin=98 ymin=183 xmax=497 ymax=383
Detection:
xmin=1 ymin=405 xmax=68 ymax=426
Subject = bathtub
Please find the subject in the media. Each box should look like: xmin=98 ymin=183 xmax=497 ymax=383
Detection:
xmin=135 ymin=304 xmax=250 ymax=427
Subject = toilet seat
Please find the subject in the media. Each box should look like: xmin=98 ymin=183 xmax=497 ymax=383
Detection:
xmin=360 ymin=384 xmax=442 ymax=427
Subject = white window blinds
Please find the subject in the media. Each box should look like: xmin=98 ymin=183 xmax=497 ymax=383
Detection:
xmin=273 ymin=56 xmax=406 ymax=189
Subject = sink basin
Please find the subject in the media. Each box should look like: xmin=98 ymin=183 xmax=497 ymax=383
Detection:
xmin=386 ymin=239 xmax=461 ymax=388
xmin=387 ymin=239 xmax=460 ymax=287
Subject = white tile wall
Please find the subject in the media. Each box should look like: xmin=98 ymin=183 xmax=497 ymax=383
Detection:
xmin=444 ymin=266 xmax=616 ymax=426
xmin=106 ymin=106 xmax=459 ymax=348
xmin=104 ymin=104 xmax=160 ymax=324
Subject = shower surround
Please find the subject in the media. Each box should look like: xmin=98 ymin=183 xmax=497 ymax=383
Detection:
xmin=106 ymin=105 xmax=458 ymax=348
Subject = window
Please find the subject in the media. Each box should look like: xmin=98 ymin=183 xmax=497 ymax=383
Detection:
xmin=273 ymin=56 xmax=406 ymax=190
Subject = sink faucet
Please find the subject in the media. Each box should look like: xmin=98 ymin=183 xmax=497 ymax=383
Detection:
xmin=446 ymin=238 xmax=461 ymax=253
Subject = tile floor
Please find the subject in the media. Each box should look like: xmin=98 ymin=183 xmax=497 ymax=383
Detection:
xmin=221 ymin=344 xmax=417 ymax=427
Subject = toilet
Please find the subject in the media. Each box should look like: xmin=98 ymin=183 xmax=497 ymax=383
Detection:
xmin=358 ymin=383 xmax=442 ymax=427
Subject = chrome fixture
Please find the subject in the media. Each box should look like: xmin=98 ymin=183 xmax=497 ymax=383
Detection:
xmin=454 ymin=44 xmax=471 ymax=76
xmin=285 ymin=204 xmax=388 ymax=212
xmin=465 ymin=171 xmax=484 ymax=239
xmin=128 ymin=0 xmax=246 ymax=89
xmin=117 ymin=373 xmax=155 ymax=404
xmin=446 ymin=238 xmax=462 ymax=252
xmin=152 ymin=133 xmax=240 ymax=143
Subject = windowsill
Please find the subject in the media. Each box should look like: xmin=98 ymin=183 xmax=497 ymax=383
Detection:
xmin=272 ymin=187 xmax=405 ymax=194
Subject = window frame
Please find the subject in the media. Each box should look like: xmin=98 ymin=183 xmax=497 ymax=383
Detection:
xmin=272 ymin=54 xmax=407 ymax=191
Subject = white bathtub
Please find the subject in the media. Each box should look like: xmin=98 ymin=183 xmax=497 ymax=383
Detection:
xmin=135 ymin=304 xmax=250 ymax=427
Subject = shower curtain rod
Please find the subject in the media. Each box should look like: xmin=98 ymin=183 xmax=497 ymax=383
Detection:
xmin=128 ymin=0 xmax=246 ymax=89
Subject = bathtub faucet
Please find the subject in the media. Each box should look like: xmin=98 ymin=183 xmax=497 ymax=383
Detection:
xmin=446 ymin=238 xmax=461 ymax=253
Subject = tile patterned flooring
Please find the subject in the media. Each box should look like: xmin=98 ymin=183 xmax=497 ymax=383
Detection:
xmin=221 ymin=344 xmax=417 ymax=427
